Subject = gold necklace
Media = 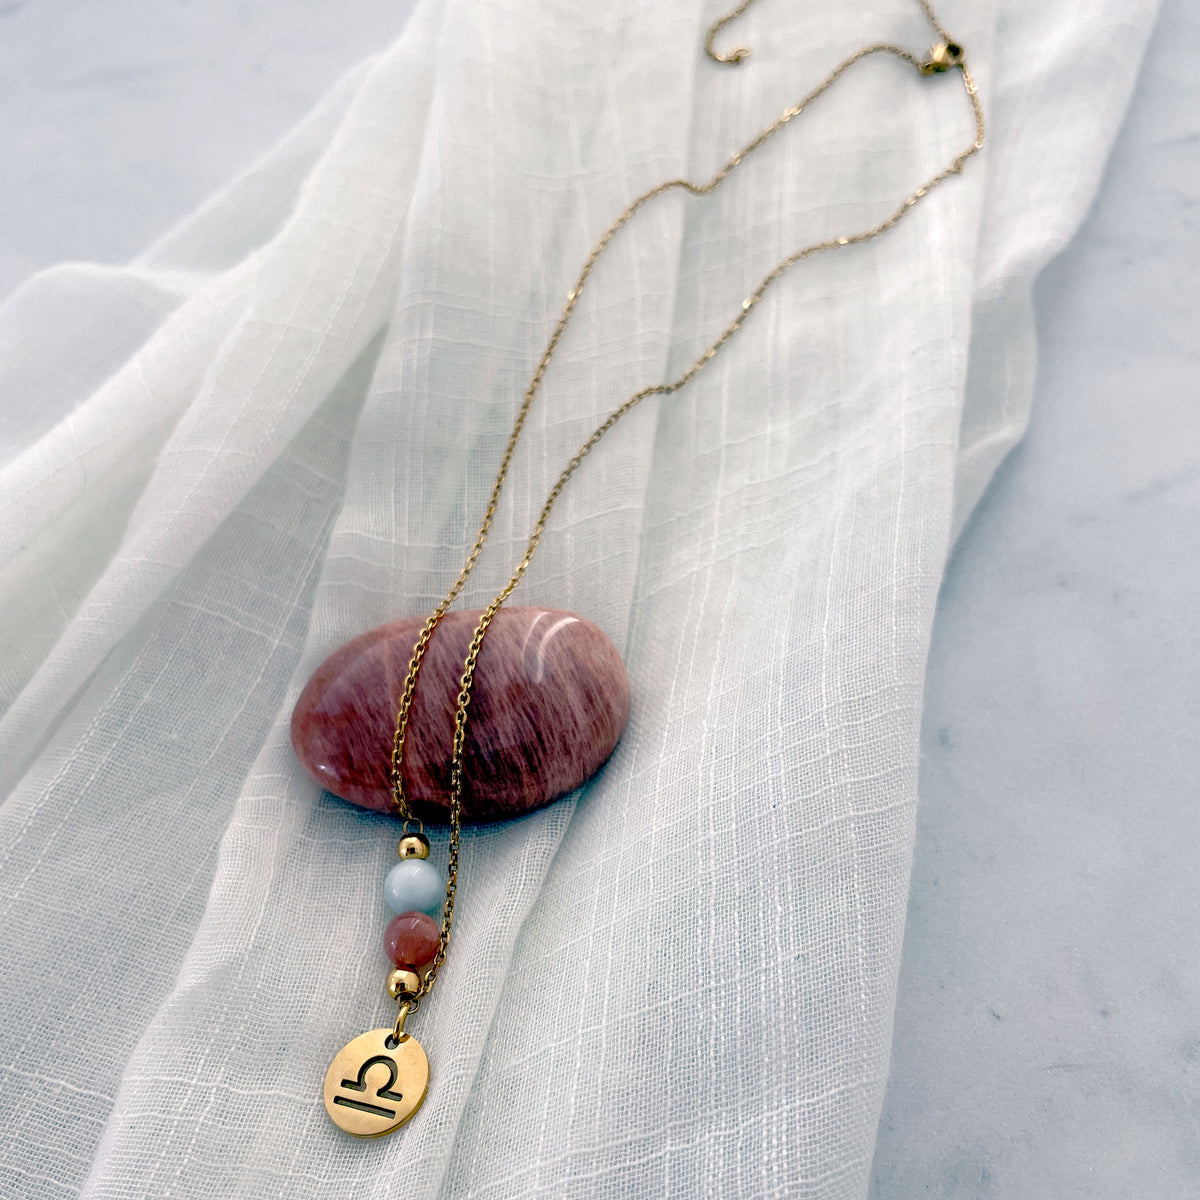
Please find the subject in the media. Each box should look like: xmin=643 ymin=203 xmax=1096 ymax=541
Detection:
xmin=321 ymin=0 xmax=984 ymax=1137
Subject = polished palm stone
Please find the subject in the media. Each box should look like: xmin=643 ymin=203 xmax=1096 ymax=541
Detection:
xmin=384 ymin=911 xmax=441 ymax=970
xmin=291 ymin=607 xmax=630 ymax=822
xmin=383 ymin=858 xmax=443 ymax=915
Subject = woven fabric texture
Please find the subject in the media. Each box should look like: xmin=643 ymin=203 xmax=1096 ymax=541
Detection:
xmin=0 ymin=0 xmax=1156 ymax=1196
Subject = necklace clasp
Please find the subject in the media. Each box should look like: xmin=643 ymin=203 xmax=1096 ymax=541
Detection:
xmin=921 ymin=41 xmax=964 ymax=74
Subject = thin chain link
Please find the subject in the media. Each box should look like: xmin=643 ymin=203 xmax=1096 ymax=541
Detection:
xmin=704 ymin=0 xmax=756 ymax=63
xmin=393 ymin=0 xmax=985 ymax=1009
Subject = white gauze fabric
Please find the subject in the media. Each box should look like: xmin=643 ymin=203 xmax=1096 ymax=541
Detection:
xmin=0 ymin=0 xmax=1157 ymax=1197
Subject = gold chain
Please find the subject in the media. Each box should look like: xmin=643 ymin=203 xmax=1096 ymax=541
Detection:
xmin=391 ymin=0 xmax=984 ymax=1010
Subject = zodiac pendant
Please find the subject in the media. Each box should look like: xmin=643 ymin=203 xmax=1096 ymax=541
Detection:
xmin=324 ymin=1020 xmax=429 ymax=1138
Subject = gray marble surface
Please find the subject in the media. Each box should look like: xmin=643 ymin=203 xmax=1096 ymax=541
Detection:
xmin=1 ymin=1 xmax=1195 ymax=1196
xmin=872 ymin=1 xmax=1200 ymax=1194
xmin=0 ymin=0 xmax=410 ymax=299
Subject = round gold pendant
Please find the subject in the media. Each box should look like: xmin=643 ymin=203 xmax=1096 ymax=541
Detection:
xmin=323 ymin=1027 xmax=429 ymax=1137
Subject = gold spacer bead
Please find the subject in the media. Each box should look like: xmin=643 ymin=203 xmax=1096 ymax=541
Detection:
xmin=386 ymin=968 xmax=421 ymax=999
xmin=397 ymin=833 xmax=431 ymax=861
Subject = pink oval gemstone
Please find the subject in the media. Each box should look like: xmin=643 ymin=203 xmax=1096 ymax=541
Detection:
xmin=291 ymin=607 xmax=630 ymax=822
xmin=384 ymin=911 xmax=440 ymax=969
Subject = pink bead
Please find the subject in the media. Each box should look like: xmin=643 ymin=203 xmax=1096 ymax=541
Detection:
xmin=384 ymin=911 xmax=440 ymax=969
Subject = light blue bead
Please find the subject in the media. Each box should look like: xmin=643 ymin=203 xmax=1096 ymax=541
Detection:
xmin=384 ymin=857 xmax=443 ymax=916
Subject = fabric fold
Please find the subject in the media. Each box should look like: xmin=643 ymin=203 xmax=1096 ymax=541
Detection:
xmin=0 ymin=17 xmax=440 ymax=792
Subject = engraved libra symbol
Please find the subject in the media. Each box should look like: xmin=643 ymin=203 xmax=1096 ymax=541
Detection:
xmin=333 ymin=1055 xmax=405 ymax=1119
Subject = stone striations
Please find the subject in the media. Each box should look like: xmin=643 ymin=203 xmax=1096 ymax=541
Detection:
xmin=291 ymin=607 xmax=630 ymax=822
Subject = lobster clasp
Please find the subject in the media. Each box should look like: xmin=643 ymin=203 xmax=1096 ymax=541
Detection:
xmin=921 ymin=41 xmax=964 ymax=74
